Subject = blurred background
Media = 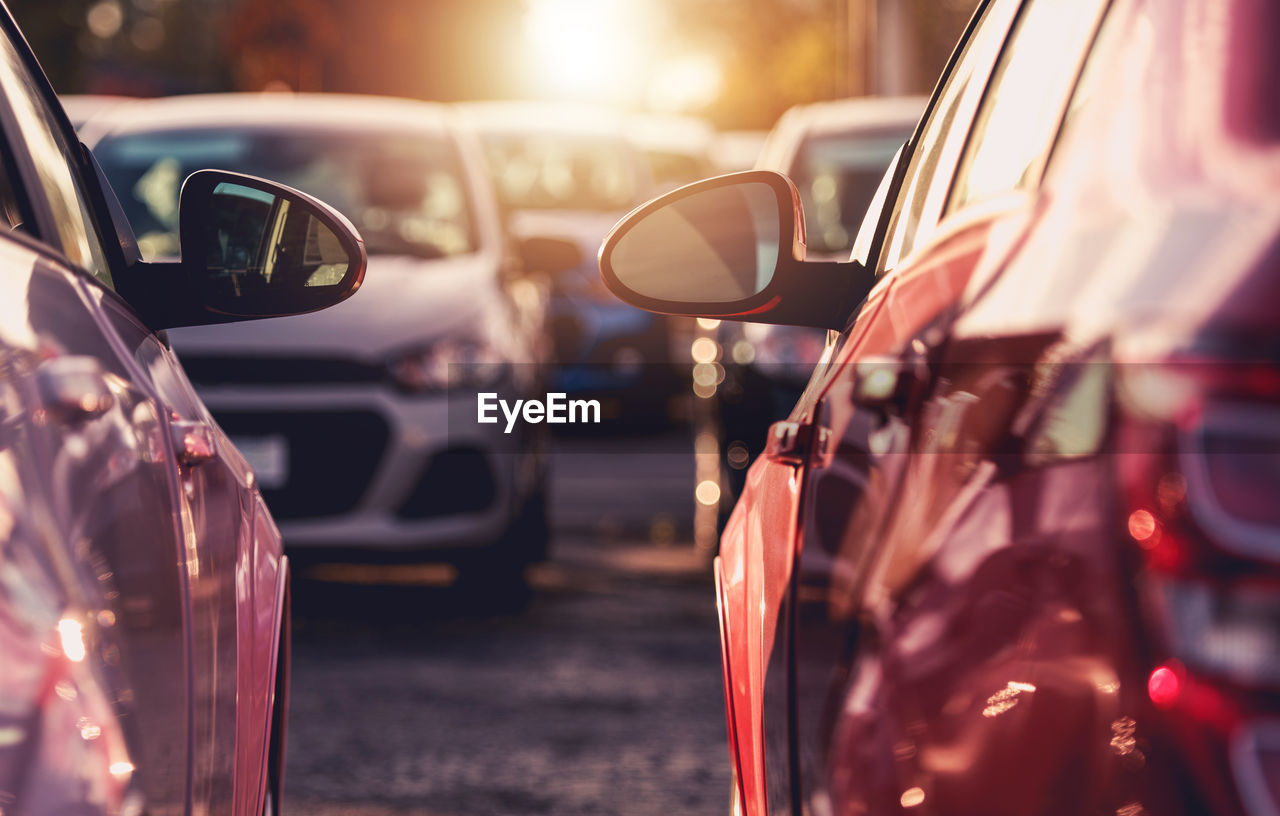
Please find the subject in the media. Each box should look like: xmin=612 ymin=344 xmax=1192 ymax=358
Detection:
xmin=13 ymin=0 xmax=976 ymax=128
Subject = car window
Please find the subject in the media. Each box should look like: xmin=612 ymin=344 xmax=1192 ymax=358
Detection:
xmin=790 ymin=131 xmax=905 ymax=256
xmin=477 ymin=132 xmax=640 ymax=212
xmin=0 ymin=33 xmax=112 ymax=287
xmin=1044 ymin=1 xmax=1125 ymax=170
xmin=94 ymin=127 xmax=476 ymax=263
xmin=877 ymin=0 xmax=1022 ymax=274
xmin=0 ymin=151 xmax=31 ymax=231
xmin=946 ymin=0 xmax=1111 ymax=212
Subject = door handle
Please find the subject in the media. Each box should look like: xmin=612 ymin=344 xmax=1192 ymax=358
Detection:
xmin=764 ymin=420 xmax=828 ymax=465
xmin=170 ymin=419 xmax=216 ymax=465
xmin=36 ymin=356 xmax=114 ymax=423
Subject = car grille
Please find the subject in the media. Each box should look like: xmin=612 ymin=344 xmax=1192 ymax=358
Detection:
xmin=395 ymin=447 xmax=497 ymax=520
xmin=180 ymin=355 xmax=386 ymax=387
xmin=215 ymin=410 xmax=389 ymax=520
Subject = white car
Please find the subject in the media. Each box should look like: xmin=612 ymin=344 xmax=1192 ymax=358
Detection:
xmin=85 ymin=94 xmax=570 ymax=587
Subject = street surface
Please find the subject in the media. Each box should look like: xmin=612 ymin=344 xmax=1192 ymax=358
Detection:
xmin=283 ymin=430 xmax=733 ymax=815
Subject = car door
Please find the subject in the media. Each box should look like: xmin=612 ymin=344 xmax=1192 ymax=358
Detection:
xmin=719 ymin=3 xmax=1030 ymax=811
xmin=0 ymin=46 xmax=193 ymax=816
xmin=0 ymin=13 xmax=259 ymax=813
xmin=804 ymin=1 xmax=1118 ymax=814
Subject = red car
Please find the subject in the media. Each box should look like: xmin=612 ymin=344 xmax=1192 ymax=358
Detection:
xmin=601 ymin=0 xmax=1279 ymax=813
xmin=0 ymin=5 xmax=365 ymax=813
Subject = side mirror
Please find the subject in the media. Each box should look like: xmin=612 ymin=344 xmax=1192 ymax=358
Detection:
xmin=118 ymin=170 xmax=366 ymax=330
xmin=519 ymin=235 xmax=583 ymax=278
xmin=598 ymin=170 xmax=875 ymax=330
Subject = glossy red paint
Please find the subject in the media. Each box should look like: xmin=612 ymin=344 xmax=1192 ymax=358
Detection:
xmin=0 ymin=6 xmax=368 ymax=811
xmin=626 ymin=0 xmax=1280 ymax=812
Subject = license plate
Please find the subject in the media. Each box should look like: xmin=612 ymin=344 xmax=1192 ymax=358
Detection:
xmin=231 ymin=435 xmax=289 ymax=489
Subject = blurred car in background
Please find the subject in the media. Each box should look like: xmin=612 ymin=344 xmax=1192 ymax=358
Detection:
xmin=456 ymin=101 xmax=685 ymax=427
xmin=709 ymin=129 xmax=769 ymax=175
xmin=0 ymin=6 xmax=366 ymax=812
xmin=704 ymin=97 xmax=924 ymax=532
xmin=84 ymin=94 xmax=570 ymax=587
xmin=58 ymin=93 xmax=133 ymax=130
xmin=601 ymin=0 xmax=1280 ymax=812
xmin=626 ymin=112 xmax=717 ymax=193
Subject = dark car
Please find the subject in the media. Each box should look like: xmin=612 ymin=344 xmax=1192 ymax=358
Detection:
xmin=0 ymin=5 xmax=364 ymax=813
xmin=601 ymin=0 xmax=1280 ymax=813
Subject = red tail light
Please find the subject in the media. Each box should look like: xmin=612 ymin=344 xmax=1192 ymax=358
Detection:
xmin=1117 ymin=358 xmax=1280 ymax=814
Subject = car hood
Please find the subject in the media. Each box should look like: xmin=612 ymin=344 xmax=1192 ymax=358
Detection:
xmin=168 ymin=253 xmax=499 ymax=359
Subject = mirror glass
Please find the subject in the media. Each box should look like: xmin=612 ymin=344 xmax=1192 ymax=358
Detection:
xmin=202 ymin=182 xmax=351 ymax=309
xmin=609 ymin=181 xmax=781 ymax=304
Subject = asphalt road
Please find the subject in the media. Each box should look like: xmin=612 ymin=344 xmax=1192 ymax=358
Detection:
xmin=282 ymin=430 xmax=733 ymax=815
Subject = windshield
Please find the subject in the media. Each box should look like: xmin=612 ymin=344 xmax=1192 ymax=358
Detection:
xmin=94 ymin=127 xmax=476 ymax=261
xmin=789 ymin=131 xmax=905 ymax=256
xmin=478 ymin=132 xmax=639 ymax=212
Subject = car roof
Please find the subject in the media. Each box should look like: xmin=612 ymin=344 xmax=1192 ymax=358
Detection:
xmin=452 ymin=100 xmax=632 ymax=139
xmin=774 ymin=95 xmax=927 ymax=139
xmin=757 ymin=95 xmax=927 ymax=173
xmin=80 ymin=92 xmax=458 ymax=142
xmin=626 ymin=113 xmax=716 ymax=154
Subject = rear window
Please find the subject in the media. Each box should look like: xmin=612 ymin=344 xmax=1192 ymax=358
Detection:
xmin=94 ymin=127 xmax=476 ymax=261
xmin=789 ymin=131 xmax=905 ymax=256
xmin=477 ymin=132 xmax=640 ymax=213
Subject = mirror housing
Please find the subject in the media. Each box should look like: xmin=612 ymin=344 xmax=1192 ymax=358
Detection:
xmin=599 ymin=171 xmax=876 ymax=330
xmin=116 ymin=170 xmax=366 ymax=330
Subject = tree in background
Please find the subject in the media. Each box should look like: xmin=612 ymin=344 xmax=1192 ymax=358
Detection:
xmin=9 ymin=0 xmax=234 ymax=96
xmin=10 ymin=0 xmax=978 ymax=130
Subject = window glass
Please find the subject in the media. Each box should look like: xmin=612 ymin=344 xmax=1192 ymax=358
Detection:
xmin=0 ymin=154 xmax=30 ymax=232
xmin=789 ymin=131 xmax=905 ymax=256
xmin=947 ymin=0 xmax=1109 ymax=212
xmin=1046 ymin=2 xmax=1124 ymax=168
xmin=478 ymin=133 xmax=640 ymax=212
xmin=0 ymin=35 xmax=112 ymax=286
xmin=878 ymin=0 xmax=1022 ymax=274
xmin=94 ymin=127 xmax=476 ymax=263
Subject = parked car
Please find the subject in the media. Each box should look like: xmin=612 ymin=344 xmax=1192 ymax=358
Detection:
xmin=83 ymin=94 xmax=572 ymax=587
xmin=601 ymin=0 xmax=1280 ymax=813
xmin=0 ymin=7 xmax=365 ymax=814
xmin=456 ymin=100 xmax=684 ymax=426
xmin=58 ymin=94 xmax=134 ymax=130
xmin=710 ymin=129 xmax=768 ymax=175
xmin=711 ymin=97 xmax=925 ymax=523
xmin=626 ymin=112 xmax=717 ymax=194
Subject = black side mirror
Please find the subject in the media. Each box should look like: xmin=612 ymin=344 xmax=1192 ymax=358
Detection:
xmin=118 ymin=170 xmax=366 ymax=330
xmin=179 ymin=170 xmax=365 ymax=317
xmin=598 ymin=170 xmax=875 ymax=330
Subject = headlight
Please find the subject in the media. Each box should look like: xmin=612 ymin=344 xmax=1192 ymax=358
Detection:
xmin=387 ymin=338 xmax=508 ymax=393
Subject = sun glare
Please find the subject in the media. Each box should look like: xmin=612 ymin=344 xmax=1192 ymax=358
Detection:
xmin=649 ymin=53 xmax=723 ymax=112
xmin=522 ymin=0 xmax=651 ymax=102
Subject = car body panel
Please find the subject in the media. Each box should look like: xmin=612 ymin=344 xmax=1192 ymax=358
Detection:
xmin=0 ymin=8 xmax=345 ymax=811
xmin=707 ymin=0 xmax=1280 ymax=813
